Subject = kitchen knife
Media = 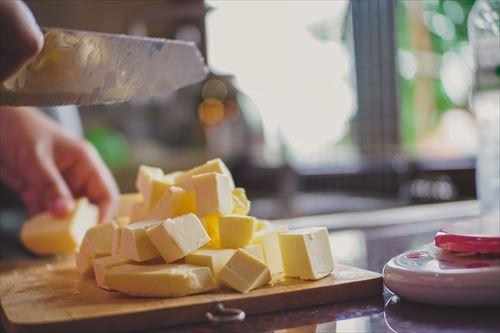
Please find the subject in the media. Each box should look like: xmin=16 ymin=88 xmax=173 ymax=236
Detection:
xmin=0 ymin=28 xmax=208 ymax=106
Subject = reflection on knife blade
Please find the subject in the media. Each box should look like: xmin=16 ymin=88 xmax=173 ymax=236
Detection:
xmin=0 ymin=28 xmax=208 ymax=106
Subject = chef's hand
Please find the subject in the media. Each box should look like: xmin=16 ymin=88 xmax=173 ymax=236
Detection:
xmin=0 ymin=106 xmax=119 ymax=223
xmin=0 ymin=0 xmax=44 ymax=81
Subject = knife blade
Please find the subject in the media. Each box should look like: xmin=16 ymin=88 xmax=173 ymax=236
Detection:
xmin=0 ymin=28 xmax=208 ymax=106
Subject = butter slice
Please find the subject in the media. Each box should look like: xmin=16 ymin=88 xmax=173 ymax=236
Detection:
xmin=135 ymin=165 xmax=164 ymax=206
xmin=104 ymin=264 xmax=216 ymax=297
xmin=192 ymin=173 xmax=233 ymax=216
xmin=119 ymin=220 xmax=162 ymax=262
xmin=219 ymin=249 xmax=271 ymax=293
xmin=129 ymin=202 xmax=150 ymax=223
xmin=201 ymin=216 xmax=220 ymax=248
xmin=115 ymin=193 xmax=142 ymax=218
xmin=21 ymin=198 xmax=98 ymax=255
xmin=146 ymin=214 xmax=210 ymax=263
xmin=253 ymin=226 xmax=288 ymax=281
xmin=232 ymin=188 xmax=251 ymax=215
xmin=93 ymin=255 xmax=131 ymax=289
xmin=219 ymin=215 xmax=256 ymax=249
xmin=185 ymin=248 xmax=234 ymax=282
xmin=174 ymin=158 xmax=235 ymax=191
xmin=242 ymin=244 xmax=265 ymax=262
xmin=279 ymin=227 xmax=334 ymax=280
xmin=149 ymin=186 xmax=196 ymax=220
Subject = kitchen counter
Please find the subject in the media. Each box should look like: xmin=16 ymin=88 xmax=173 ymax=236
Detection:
xmin=1 ymin=200 xmax=499 ymax=333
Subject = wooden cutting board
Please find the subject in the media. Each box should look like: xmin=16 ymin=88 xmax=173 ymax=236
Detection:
xmin=0 ymin=257 xmax=382 ymax=333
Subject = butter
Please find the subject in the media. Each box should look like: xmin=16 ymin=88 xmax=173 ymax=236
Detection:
xmin=119 ymin=220 xmax=162 ymax=262
xmin=21 ymin=198 xmax=98 ymax=255
xmin=135 ymin=165 xmax=164 ymax=205
xmin=111 ymin=217 xmax=130 ymax=255
xmin=129 ymin=202 xmax=150 ymax=223
xmin=104 ymin=264 xmax=216 ymax=297
xmin=232 ymin=188 xmax=251 ymax=215
xmin=219 ymin=214 xmax=256 ymax=249
xmin=201 ymin=215 xmax=220 ymax=248
xmin=174 ymin=158 xmax=235 ymax=191
xmin=279 ymin=227 xmax=334 ymax=280
xmin=256 ymin=219 xmax=272 ymax=231
xmin=192 ymin=173 xmax=233 ymax=216
xmin=185 ymin=248 xmax=234 ymax=282
xmin=149 ymin=186 xmax=196 ymax=220
xmin=83 ymin=222 xmax=117 ymax=257
xmin=219 ymin=249 xmax=271 ymax=293
xmin=253 ymin=226 xmax=288 ymax=281
xmin=115 ymin=193 xmax=142 ymax=218
xmin=146 ymin=214 xmax=210 ymax=263
xmin=75 ymin=241 xmax=93 ymax=275
xmin=93 ymin=255 xmax=131 ymax=289
xmin=242 ymin=244 xmax=265 ymax=262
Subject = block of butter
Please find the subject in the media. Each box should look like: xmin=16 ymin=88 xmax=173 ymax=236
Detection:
xmin=21 ymin=197 xmax=98 ymax=255
xmin=219 ymin=249 xmax=271 ymax=293
xmin=104 ymin=264 xmax=216 ymax=297
xmin=193 ymin=173 xmax=233 ymax=216
xmin=253 ymin=225 xmax=288 ymax=281
xmin=231 ymin=188 xmax=251 ymax=215
xmin=93 ymin=255 xmax=131 ymax=289
xmin=146 ymin=214 xmax=210 ymax=263
xmin=185 ymin=248 xmax=234 ymax=282
xmin=119 ymin=220 xmax=162 ymax=262
xmin=76 ymin=221 xmax=118 ymax=275
xmin=242 ymin=243 xmax=265 ymax=262
xmin=129 ymin=202 xmax=150 ymax=223
xmin=174 ymin=158 xmax=235 ymax=191
xmin=279 ymin=227 xmax=334 ymax=280
xmin=111 ymin=217 xmax=131 ymax=255
xmin=219 ymin=215 xmax=256 ymax=249
xmin=115 ymin=193 xmax=142 ymax=218
xmin=135 ymin=165 xmax=164 ymax=206
xmin=201 ymin=216 xmax=220 ymax=248
xmin=149 ymin=186 xmax=196 ymax=220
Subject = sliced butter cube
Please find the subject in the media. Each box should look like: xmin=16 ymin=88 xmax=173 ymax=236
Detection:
xmin=242 ymin=244 xmax=265 ymax=262
xmin=135 ymin=165 xmax=163 ymax=204
xmin=279 ymin=227 xmax=334 ymax=280
xmin=119 ymin=220 xmax=162 ymax=262
xmin=21 ymin=198 xmax=98 ymax=255
xmin=149 ymin=186 xmax=196 ymax=220
xmin=192 ymin=173 xmax=233 ymax=216
xmin=232 ymin=188 xmax=251 ymax=215
xmin=104 ymin=264 xmax=216 ymax=297
xmin=115 ymin=193 xmax=142 ymax=218
xmin=219 ymin=215 xmax=256 ymax=249
xmin=174 ymin=158 xmax=235 ymax=191
xmin=146 ymin=214 xmax=210 ymax=263
xmin=93 ymin=255 xmax=131 ymax=289
xmin=256 ymin=219 xmax=272 ymax=231
xmin=253 ymin=226 xmax=288 ymax=281
xmin=219 ymin=249 xmax=271 ymax=293
xmin=129 ymin=202 xmax=150 ymax=223
xmin=185 ymin=248 xmax=234 ymax=282
xmin=201 ymin=216 xmax=220 ymax=248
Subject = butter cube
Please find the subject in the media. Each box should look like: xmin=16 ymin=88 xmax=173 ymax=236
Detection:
xmin=115 ymin=193 xmax=142 ymax=218
xmin=201 ymin=216 xmax=220 ymax=248
xmin=219 ymin=215 xmax=256 ymax=249
xmin=219 ymin=249 xmax=271 ymax=293
xmin=185 ymin=248 xmax=234 ymax=282
xmin=119 ymin=220 xmax=162 ymax=262
xmin=135 ymin=165 xmax=164 ymax=204
xmin=75 ymin=241 xmax=93 ymax=275
xmin=149 ymin=186 xmax=196 ymax=220
xmin=279 ymin=227 xmax=334 ymax=280
xmin=21 ymin=198 xmax=98 ymax=255
xmin=242 ymin=244 xmax=265 ymax=262
xmin=146 ymin=214 xmax=210 ymax=263
xmin=83 ymin=222 xmax=117 ymax=257
xmin=192 ymin=173 xmax=233 ymax=216
xmin=174 ymin=158 xmax=235 ymax=191
xmin=232 ymin=188 xmax=251 ymax=215
xmin=256 ymin=219 xmax=272 ymax=231
xmin=129 ymin=202 xmax=150 ymax=223
xmin=253 ymin=226 xmax=288 ymax=281
xmin=93 ymin=255 xmax=131 ymax=289
xmin=104 ymin=264 xmax=216 ymax=297
xmin=111 ymin=217 xmax=130 ymax=255
xmin=146 ymin=176 xmax=175 ymax=209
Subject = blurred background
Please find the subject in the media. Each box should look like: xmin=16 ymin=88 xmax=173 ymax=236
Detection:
xmin=24 ymin=0 xmax=491 ymax=219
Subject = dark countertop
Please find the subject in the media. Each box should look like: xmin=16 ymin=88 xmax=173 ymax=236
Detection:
xmin=1 ymin=200 xmax=499 ymax=333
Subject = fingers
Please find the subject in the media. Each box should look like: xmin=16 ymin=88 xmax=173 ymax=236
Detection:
xmin=0 ymin=0 xmax=44 ymax=81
